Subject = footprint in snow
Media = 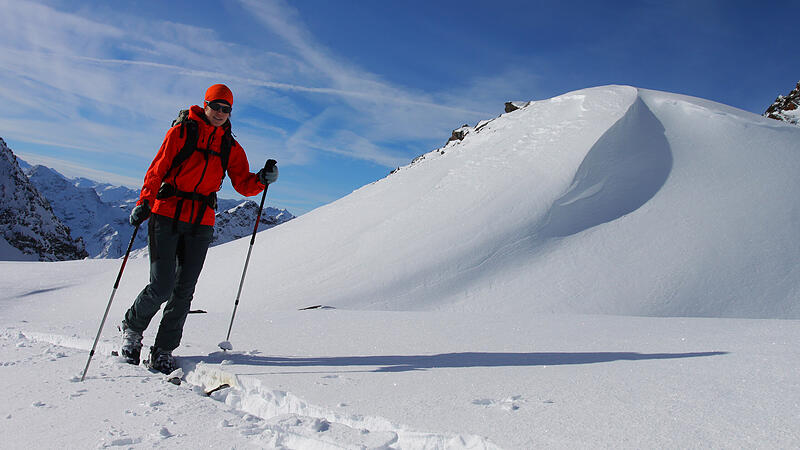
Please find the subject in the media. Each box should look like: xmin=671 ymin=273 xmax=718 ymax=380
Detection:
xmin=471 ymin=395 xmax=524 ymax=411
xmin=104 ymin=437 xmax=142 ymax=447
xmin=238 ymin=415 xmax=266 ymax=437
xmin=69 ymin=389 xmax=88 ymax=398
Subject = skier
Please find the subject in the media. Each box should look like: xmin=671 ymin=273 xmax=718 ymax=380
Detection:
xmin=120 ymin=83 xmax=278 ymax=374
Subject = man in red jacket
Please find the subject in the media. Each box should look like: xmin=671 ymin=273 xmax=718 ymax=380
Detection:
xmin=120 ymin=84 xmax=278 ymax=374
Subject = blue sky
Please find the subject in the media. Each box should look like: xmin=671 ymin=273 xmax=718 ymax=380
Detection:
xmin=1 ymin=0 xmax=797 ymax=215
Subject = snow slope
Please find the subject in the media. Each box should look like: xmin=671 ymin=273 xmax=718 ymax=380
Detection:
xmin=1 ymin=85 xmax=799 ymax=449
xmin=196 ymin=85 xmax=800 ymax=318
xmin=2 ymin=271 xmax=798 ymax=448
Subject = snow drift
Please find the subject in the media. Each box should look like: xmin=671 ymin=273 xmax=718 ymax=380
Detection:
xmin=197 ymin=85 xmax=800 ymax=319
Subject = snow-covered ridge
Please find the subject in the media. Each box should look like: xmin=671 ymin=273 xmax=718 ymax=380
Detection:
xmin=212 ymin=201 xmax=294 ymax=246
xmin=196 ymin=85 xmax=800 ymax=319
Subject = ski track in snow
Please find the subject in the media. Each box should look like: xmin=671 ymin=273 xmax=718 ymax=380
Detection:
xmin=2 ymin=328 xmax=498 ymax=449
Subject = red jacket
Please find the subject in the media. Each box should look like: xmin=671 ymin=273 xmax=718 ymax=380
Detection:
xmin=137 ymin=105 xmax=265 ymax=226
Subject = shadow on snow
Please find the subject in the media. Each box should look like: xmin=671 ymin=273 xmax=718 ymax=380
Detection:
xmin=183 ymin=350 xmax=727 ymax=373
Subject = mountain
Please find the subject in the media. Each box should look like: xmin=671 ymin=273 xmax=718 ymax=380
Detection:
xmin=20 ymin=162 xmax=294 ymax=258
xmin=212 ymin=201 xmax=295 ymax=246
xmin=27 ymin=165 xmax=145 ymax=259
xmin=764 ymin=80 xmax=800 ymax=125
xmin=193 ymin=85 xmax=800 ymax=319
xmin=0 ymin=138 xmax=87 ymax=261
xmin=73 ymin=177 xmax=140 ymax=205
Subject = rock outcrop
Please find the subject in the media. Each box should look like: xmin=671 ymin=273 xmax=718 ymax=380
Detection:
xmin=764 ymin=81 xmax=800 ymax=125
xmin=0 ymin=138 xmax=87 ymax=261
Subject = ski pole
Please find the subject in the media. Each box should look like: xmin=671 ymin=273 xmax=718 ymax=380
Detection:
xmin=80 ymin=224 xmax=140 ymax=381
xmin=221 ymin=159 xmax=276 ymax=350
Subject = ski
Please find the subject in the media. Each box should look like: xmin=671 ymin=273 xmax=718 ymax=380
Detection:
xmin=205 ymin=383 xmax=230 ymax=396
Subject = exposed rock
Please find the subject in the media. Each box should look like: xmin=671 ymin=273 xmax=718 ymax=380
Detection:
xmin=504 ymin=101 xmax=530 ymax=113
xmin=0 ymin=138 xmax=87 ymax=261
xmin=447 ymin=124 xmax=472 ymax=144
xmin=764 ymin=81 xmax=800 ymax=125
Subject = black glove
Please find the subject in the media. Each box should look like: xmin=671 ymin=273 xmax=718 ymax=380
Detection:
xmin=129 ymin=201 xmax=151 ymax=226
xmin=257 ymin=163 xmax=279 ymax=185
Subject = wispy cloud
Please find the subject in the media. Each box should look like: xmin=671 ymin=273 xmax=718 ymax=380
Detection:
xmin=15 ymin=151 xmax=145 ymax=188
xmin=233 ymin=0 xmax=514 ymax=173
xmin=0 ymin=0 xmax=538 ymax=213
xmin=238 ymin=1 xmax=492 ymax=114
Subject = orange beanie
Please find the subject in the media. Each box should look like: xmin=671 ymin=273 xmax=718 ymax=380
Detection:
xmin=205 ymin=84 xmax=233 ymax=106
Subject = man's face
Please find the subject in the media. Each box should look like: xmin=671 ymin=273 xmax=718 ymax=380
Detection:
xmin=204 ymin=101 xmax=231 ymax=127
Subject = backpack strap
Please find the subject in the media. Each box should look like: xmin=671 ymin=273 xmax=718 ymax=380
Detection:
xmin=219 ymin=128 xmax=233 ymax=174
xmin=163 ymin=117 xmax=199 ymax=181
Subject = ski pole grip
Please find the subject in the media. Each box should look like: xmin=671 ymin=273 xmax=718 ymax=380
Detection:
xmin=263 ymin=159 xmax=277 ymax=172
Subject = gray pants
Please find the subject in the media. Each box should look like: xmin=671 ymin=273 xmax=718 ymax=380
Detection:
xmin=123 ymin=214 xmax=213 ymax=351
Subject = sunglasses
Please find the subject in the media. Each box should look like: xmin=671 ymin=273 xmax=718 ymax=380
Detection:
xmin=206 ymin=102 xmax=232 ymax=114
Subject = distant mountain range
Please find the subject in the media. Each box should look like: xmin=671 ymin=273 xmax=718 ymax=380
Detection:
xmin=1 ymin=138 xmax=293 ymax=261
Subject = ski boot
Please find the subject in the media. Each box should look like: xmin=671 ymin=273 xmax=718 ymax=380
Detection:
xmin=146 ymin=346 xmax=179 ymax=375
xmin=120 ymin=324 xmax=143 ymax=365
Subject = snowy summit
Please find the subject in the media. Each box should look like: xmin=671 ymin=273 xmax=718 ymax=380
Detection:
xmin=1 ymin=86 xmax=799 ymax=449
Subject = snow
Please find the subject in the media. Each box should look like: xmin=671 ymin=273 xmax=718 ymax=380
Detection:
xmin=0 ymin=235 xmax=38 ymax=261
xmin=1 ymin=85 xmax=799 ymax=449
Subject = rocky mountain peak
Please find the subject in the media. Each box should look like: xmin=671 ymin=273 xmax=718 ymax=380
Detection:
xmin=764 ymin=81 xmax=800 ymax=125
xmin=0 ymin=138 xmax=87 ymax=261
